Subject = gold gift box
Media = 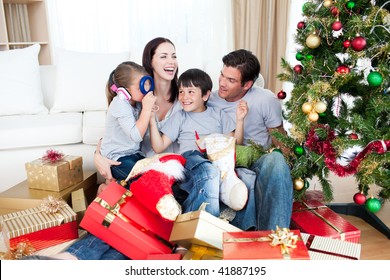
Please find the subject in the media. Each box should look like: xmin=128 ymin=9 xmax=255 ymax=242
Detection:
xmin=182 ymin=244 xmax=222 ymax=260
xmin=169 ymin=209 xmax=242 ymax=250
xmin=25 ymin=155 xmax=83 ymax=191
xmin=0 ymin=170 xmax=97 ymax=215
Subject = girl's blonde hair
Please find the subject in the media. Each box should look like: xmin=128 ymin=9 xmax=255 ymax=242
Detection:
xmin=106 ymin=61 xmax=148 ymax=105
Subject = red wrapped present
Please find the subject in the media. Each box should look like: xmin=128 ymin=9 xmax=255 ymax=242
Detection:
xmin=0 ymin=197 xmax=78 ymax=251
xmin=79 ymin=182 xmax=175 ymax=260
xmin=300 ymin=233 xmax=361 ymax=260
xmin=223 ymin=228 xmax=310 ymax=260
xmin=291 ymin=200 xmax=361 ymax=243
xmin=146 ymin=253 xmax=182 ymax=260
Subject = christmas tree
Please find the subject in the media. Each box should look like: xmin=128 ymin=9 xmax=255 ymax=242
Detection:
xmin=277 ymin=0 xmax=389 ymax=212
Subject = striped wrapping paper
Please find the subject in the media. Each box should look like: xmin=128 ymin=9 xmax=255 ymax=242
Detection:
xmin=0 ymin=203 xmax=78 ymax=251
xmin=300 ymin=233 xmax=361 ymax=260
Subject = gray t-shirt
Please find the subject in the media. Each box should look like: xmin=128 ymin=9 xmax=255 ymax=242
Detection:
xmin=160 ymin=106 xmax=236 ymax=154
xmin=207 ymin=86 xmax=282 ymax=149
xmin=101 ymin=96 xmax=143 ymax=161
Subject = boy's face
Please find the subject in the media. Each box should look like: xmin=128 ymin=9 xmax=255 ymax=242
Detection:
xmin=179 ymin=85 xmax=209 ymax=113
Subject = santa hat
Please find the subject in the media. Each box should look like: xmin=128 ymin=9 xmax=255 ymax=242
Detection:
xmin=128 ymin=154 xmax=186 ymax=221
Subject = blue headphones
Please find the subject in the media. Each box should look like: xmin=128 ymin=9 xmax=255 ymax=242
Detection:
xmin=110 ymin=73 xmax=155 ymax=100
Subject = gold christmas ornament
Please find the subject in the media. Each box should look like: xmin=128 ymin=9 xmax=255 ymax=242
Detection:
xmin=308 ymin=111 xmax=319 ymax=122
xmin=293 ymin=178 xmax=305 ymax=191
xmin=314 ymin=101 xmax=327 ymax=113
xmin=301 ymin=102 xmax=313 ymax=114
xmin=323 ymin=0 xmax=333 ymax=8
xmin=306 ymin=33 xmax=321 ymax=49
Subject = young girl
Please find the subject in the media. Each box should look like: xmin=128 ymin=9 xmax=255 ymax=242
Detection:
xmin=100 ymin=61 xmax=156 ymax=188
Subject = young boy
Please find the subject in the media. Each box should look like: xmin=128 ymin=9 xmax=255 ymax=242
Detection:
xmin=149 ymin=68 xmax=248 ymax=217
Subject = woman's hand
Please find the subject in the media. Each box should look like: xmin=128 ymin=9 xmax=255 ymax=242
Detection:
xmin=94 ymin=139 xmax=121 ymax=182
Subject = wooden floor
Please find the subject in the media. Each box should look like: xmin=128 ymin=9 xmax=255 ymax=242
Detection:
xmin=308 ymin=173 xmax=390 ymax=260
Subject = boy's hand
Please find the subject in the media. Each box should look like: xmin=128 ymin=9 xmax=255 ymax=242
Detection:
xmin=236 ymin=99 xmax=248 ymax=121
xmin=142 ymin=92 xmax=157 ymax=112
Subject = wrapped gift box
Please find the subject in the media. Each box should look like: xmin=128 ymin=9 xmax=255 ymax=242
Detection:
xmin=25 ymin=155 xmax=83 ymax=191
xmin=0 ymin=170 xmax=97 ymax=215
xmin=291 ymin=200 xmax=361 ymax=243
xmin=146 ymin=253 xmax=182 ymax=260
xmin=80 ymin=182 xmax=175 ymax=260
xmin=182 ymin=244 xmax=222 ymax=260
xmin=300 ymin=233 xmax=361 ymax=260
xmin=0 ymin=201 xmax=79 ymax=251
xmin=223 ymin=229 xmax=310 ymax=260
xmin=169 ymin=209 xmax=242 ymax=250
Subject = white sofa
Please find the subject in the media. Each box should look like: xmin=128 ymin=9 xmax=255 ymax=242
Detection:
xmin=0 ymin=44 xmax=235 ymax=193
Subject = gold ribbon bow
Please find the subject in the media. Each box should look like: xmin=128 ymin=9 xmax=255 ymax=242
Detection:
xmin=268 ymin=226 xmax=298 ymax=258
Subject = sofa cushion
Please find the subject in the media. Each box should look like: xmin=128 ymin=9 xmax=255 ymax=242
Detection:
xmin=83 ymin=111 xmax=107 ymax=145
xmin=0 ymin=113 xmax=82 ymax=150
xmin=0 ymin=44 xmax=48 ymax=116
xmin=50 ymin=49 xmax=131 ymax=113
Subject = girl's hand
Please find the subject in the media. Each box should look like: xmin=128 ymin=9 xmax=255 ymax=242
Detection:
xmin=236 ymin=99 xmax=248 ymax=121
xmin=142 ymin=92 xmax=157 ymax=112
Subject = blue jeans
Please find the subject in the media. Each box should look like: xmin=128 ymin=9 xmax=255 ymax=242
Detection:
xmin=66 ymin=234 xmax=129 ymax=260
xmin=250 ymin=152 xmax=293 ymax=230
xmin=111 ymin=153 xmax=145 ymax=188
xmin=180 ymin=150 xmax=220 ymax=217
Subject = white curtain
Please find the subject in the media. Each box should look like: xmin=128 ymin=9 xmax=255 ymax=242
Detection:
xmin=46 ymin=0 xmax=233 ymax=65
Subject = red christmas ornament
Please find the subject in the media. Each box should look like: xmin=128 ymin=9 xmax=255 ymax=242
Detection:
xmin=353 ymin=192 xmax=366 ymax=205
xmin=343 ymin=39 xmax=351 ymax=48
xmin=351 ymin=36 xmax=367 ymax=51
xmin=277 ymin=90 xmax=287 ymax=100
xmin=331 ymin=7 xmax=340 ymax=16
xmin=297 ymin=21 xmax=305 ymax=29
xmin=349 ymin=133 xmax=359 ymax=140
xmin=336 ymin=65 xmax=350 ymax=74
xmin=332 ymin=21 xmax=343 ymax=31
xmin=293 ymin=64 xmax=303 ymax=74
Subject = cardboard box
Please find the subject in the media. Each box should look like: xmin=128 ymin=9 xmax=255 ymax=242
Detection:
xmin=223 ymin=229 xmax=310 ymax=260
xmin=25 ymin=155 xmax=83 ymax=191
xmin=169 ymin=209 xmax=242 ymax=250
xmin=80 ymin=181 xmax=175 ymax=260
xmin=291 ymin=200 xmax=361 ymax=243
xmin=0 ymin=170 xmax=97 ymax=215
xmin=0 ymin=202 xmax=79 ymax=251
xmin=182 ymin=244 xmax=222 ymax=260
xmin=300 ymin=233 xmax=361 ymax=260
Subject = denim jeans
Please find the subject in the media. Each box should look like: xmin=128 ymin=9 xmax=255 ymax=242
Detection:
xmin=66 ymin=233 xmax=129 ymax=260
xmin=111 ymin=152 xmax=145 ymax=188
xmin=250 ymin=152 xmax=293 ymax=230
xmin=179 ymin=150 xmax=220 ymax=216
